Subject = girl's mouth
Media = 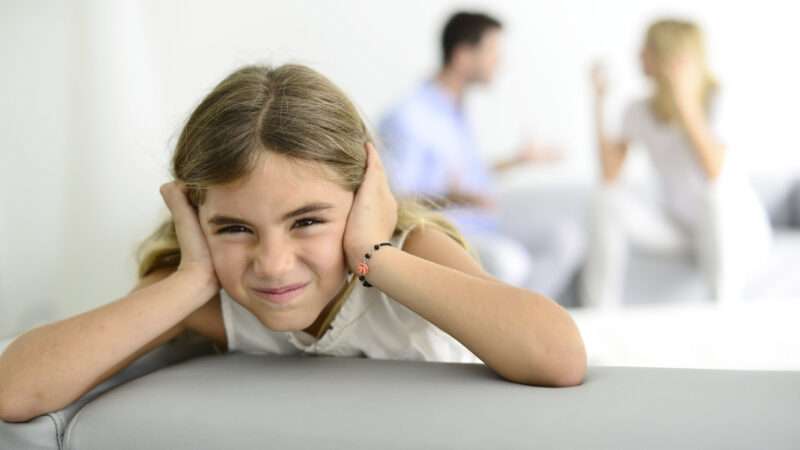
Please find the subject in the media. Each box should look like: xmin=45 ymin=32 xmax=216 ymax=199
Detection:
xmin=251 ymin=282 xmax=309 ymax=305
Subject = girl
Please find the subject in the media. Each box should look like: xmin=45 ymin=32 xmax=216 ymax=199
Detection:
xmin=584 ymin=19 xmax=772 ymax=307
xmin=0 ymin=64 xmax=586 ymax=423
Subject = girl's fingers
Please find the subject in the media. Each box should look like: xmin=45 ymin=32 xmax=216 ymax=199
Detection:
xmin=365 ymin=142 xmax=385 ymax=173
xmin=160 ymin=183 xmax=198 ymax=230
xmin=344 ymin=143 xmax=398 ymax=268
xmin=160 ymin=182 xmax=191 ymax=214
xmin=159 ymin=181 xmax=213 ymax=268
xmin=365 ymin=143 xmax=392 ymax=196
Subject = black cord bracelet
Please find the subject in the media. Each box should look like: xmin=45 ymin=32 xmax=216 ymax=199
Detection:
xmin=356 ymin=241 xmax=393 ymax=287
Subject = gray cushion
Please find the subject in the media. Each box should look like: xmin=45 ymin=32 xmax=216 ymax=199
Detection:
xmin=789 ymin=179 xmax=800 ymax=227
xmin=63 ymin=353 xmax=800 ymax=450
xmin=747 ymin=174 xmax=800 ymax=228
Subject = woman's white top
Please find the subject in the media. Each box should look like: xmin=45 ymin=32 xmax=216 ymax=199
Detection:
xmin=620 ymin=97 xmax=758 ymax=229
xmin=220 ymin=227 xmax=481 ymax=364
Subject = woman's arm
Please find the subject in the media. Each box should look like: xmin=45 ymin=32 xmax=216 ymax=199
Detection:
xmin=364 ymin=228 xmax=586 ymax=387
xmin=0 ymin=269 xmax=217 ymax=422
xmin=665 ymin=56 xmax=725 ymax=180
xmin=674 ymin=100 xmax=725 ymax=180
xmin=592 ymin=63 xmax=629 ymax=183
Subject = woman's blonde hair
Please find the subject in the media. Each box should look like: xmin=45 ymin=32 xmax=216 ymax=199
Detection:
xmin=137 ymin=64 xmax=469 ymax=300
xmin=645 ymin=19 xmax=718 ymax=122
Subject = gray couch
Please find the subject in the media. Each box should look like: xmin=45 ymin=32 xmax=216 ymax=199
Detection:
xmin=496 ymin=174 xmax=800 ymax=307
xmin=2 ymin=333 xmax=799 ymax=450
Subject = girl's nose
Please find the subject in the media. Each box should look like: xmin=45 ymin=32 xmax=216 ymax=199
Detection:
xmin=251 ymin=237 xmax=294 ymax=279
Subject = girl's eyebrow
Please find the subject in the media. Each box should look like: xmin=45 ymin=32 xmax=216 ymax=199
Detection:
xmin=281 ymin=202 xmax=335 ymax=220
xmin=207 ymin=202 xmax=335 ymax=226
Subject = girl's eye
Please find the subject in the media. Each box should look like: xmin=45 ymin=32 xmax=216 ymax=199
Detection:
xmin=217 ymin=225 xmax=250 ymax=234
xmin=292 ymin=218 xmax=324 ymax=229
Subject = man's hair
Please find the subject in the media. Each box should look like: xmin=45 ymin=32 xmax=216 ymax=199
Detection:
xmin=441 ymin=11 xmax=502 ymax=66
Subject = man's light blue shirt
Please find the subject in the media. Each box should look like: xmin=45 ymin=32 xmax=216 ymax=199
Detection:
xmin=379 ymin=81 xmax=498 ymax=235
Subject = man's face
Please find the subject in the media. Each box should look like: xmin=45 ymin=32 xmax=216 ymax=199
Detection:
xmin=468 ymin=28 xmax=503 ymax=84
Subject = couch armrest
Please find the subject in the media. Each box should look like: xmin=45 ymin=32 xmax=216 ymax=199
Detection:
xmin=0 ymin=332 xmax=217 ymax=449
xmin=63 ymin=353 xmax=800 ymax=450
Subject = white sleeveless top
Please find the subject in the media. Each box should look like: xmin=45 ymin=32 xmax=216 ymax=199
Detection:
xmin=620 ymin=97 xmax=762 ymax=229
xmin=220 ymin=227 xmax=482 ymax=364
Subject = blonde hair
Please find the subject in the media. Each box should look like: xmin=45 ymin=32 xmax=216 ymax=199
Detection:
xmin=644 ymin=19 xmax=718 ymax=122
xmin=137 ymin=64 xmax=469 ymax=301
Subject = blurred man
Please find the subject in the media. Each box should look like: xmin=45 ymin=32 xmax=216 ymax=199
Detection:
xmin=379 ymin=11 xmax=585 ymax=300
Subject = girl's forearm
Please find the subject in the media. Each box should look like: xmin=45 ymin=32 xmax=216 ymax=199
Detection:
xmin=365 ymin=247 xmax=586 ymax=386
xmin=0 ymin=270 xmax=214 ymax=422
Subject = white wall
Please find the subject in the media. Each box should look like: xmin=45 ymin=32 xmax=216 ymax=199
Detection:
xmin=0 ymin=1 xmax=75 ymax=336
xmin=1 ymin=0 xmax=799 ymax=337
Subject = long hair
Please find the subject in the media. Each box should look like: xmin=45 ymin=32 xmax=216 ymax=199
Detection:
xmin=645 ymin=19 xmax=718 ymax=122
xmin=137 ymin=64 xmax=470 ymax=304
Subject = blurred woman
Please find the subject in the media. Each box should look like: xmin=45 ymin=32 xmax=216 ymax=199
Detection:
xmin=584 ymin=19 xmax=771 ymax=307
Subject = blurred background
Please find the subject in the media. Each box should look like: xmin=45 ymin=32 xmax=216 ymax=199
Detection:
xmin=2 ymin=0 xmax=799 ymax=368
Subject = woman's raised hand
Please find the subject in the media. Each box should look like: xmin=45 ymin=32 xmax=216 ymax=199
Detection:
xmin=591 ymin=62 xmax=609 ymax=100
xmin=664 ymin=55 xmax=704 ymax=113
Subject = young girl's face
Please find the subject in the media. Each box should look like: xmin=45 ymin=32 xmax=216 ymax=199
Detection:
xmin=198 ymin=152 xmax=354 ymax=332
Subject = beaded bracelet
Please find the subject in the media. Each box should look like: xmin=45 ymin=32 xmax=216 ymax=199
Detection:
xmin=355 ymin=241 xmax=393 ymax=287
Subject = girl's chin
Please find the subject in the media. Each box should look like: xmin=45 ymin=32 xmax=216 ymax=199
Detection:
xmin=253 ymin=307 xmax=322 ymax=333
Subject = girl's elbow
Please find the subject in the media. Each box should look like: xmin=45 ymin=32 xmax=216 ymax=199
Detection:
xmin=0 ymin=393 xmax=44 ymax=423
xmin=0 ymin=381 xmax=52 ymax=423
xmin=557 ymin=340 xmax=588 ymax=387
xmin=0 ymin=408 xmax=37 ymax=424
xmin=550 ymin=357 xmax=587 ymax=387
xmin=497 ymin=355 xmax=586 ymax=387
xmin=524 ymin=358 xmax=586 ymax=387
xmin=504 ymin=362 xmax=585 ymax=388
xmin=526 ymin=342 xmax=587 ymax=387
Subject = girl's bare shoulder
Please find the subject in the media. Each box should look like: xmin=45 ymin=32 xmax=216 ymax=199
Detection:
xmin=402 ymin=226 xmax=495 ymax=282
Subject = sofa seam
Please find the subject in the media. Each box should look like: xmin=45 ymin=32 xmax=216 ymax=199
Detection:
xmin=43 ymin=412 xmax=62 ymax=450
xmin=60 ymin=403 xmax=89 ymax=450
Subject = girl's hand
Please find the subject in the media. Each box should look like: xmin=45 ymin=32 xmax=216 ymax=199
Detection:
xmin=343 ymin=142 xmax=398 ymax=272
xmin=159 ymin=181 xmax=220 ymax=291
